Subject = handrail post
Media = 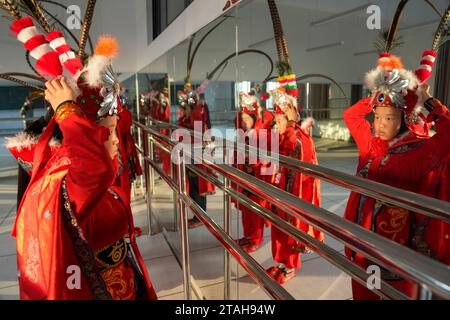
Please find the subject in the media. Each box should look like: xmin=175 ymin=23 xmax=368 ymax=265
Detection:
xmin=137 ymin=125 xmax=144 ymax=195
xmin=419 ymin=284 xmax=433 ymax=300
xmin=142 ymin=128 xmax=153 ymax=236
xmin=223 ymin=148 xmax=232 ymax=300
xmin=176 ymin=149 xmax=192 ymax=300
xmin=172 ymin=127 xmax=179 ymax=231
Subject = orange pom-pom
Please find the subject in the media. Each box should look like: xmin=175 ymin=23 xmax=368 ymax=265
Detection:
xmin=94 ymin=35 xmax=119 ymax=58
xmin=378 ymin=55 xmax=404 ymax=70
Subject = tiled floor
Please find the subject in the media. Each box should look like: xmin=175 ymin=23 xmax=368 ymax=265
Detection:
xmin=0 ymin=136 xmax=359 ymax=300
xmin=141 ymin=138 xmax=358 ymax=300
xmin=0 ymin=137 xmax=19 ymax=299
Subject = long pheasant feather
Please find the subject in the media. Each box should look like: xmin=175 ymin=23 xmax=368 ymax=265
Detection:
xmin=78 ymin=0 xmax=97 ymax=57
xmin=385 ymin=0 xmax=409 ymax=53
xmin=267 ymin=0 xmax=291 ymax=75
xmin=19 ymin=0 xmax=52 ymax=32
xmin=432 ymin=4 xmax=450 ymax=51
xmin=0 ymin=0 xmax=21 ymax=19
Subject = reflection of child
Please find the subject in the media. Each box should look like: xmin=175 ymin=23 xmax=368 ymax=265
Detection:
xmin=20 ymin=97 xmax=34 ymax=129
xmin=234 ymin=91 xmax=272 ymax=253
xmin=266 ymin=87 xmax=322 ymax=285
xmin=343 ymin=53 xmax=450 ymax=300
xmin=177 ymin=86 xmax=214 ymax=229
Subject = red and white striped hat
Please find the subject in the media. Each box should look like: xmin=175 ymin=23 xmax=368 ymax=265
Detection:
xmin=10 ymin=17 xmax=62 ymax=78
xmin=46 ymin=30 xmax=83 ymax=76
xmin=415 ymin=50 xmax=437 ymax=84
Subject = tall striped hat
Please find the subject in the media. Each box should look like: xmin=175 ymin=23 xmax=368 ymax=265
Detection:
xmin=10 ymin=16 xmax=62 ymax=78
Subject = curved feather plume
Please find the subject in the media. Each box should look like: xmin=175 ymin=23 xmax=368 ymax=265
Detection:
xmin=432 ymin=4 xmax=450 ymax=51
xmin=40 ymin=0 xmax=94 ymax=53
xmin=0 ymin=0 xmax=21 ymax=19
xmin=385 ymin=0 xmax=409 ymax=53
xmin=78 ymin=0 xmax=97 ymax=58
xmin=382 ymin=0 xmax=443 ymax=53
xmin=267 ymin=0 xmax=291 ymax=76
xmin=25 ymin=50 xmax=42 ymax=77
xmin=265 ymin=73 xmax=348 ymax=99
xmin=185 ymin=17 xmax=228 ymax=84
xmin=424 ymin=0 xmax=444 ymax=18
xmin=206 ymin=49 xmax=274 ymax=83
xmin=27 ymin=89 xmax=44 ymax=101
xmin=2 ymin=72 xmax=45 ymax=82
xmin=0 ymin=73 xmax=44 ymax=90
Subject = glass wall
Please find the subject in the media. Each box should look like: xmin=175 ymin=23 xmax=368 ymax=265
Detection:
xmin=123 ymin=0 xmax=445 ymax=300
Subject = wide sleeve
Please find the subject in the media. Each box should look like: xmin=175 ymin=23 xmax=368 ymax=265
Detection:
xmin=343 ymin=97 xmax=373 ymax=157
xmin=412 ymin=99 xmax=450 ymax=178
xmin=55 ymin=103 xmax=116 ymax=216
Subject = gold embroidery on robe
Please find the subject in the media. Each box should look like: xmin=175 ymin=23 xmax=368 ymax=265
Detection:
xmin=378 ymin=207 xmax=409 ymax=243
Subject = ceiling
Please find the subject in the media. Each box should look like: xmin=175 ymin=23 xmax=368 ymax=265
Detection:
xmin=0 ymin=0 xmax=448 ymax=86
xmin=139 ymin=0 xmax=449 ymax=85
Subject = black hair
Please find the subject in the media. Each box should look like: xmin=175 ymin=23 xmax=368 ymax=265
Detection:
xmin=249 ymin=113 xmax=257 ymax=124
xmin=399 ymin=113 xmax=409 ymax=135
xmin=18 ymin=109 xmax=63 ymax=206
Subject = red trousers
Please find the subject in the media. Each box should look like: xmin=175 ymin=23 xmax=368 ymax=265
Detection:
xmin=242 ymin=204 xmax=265 ymax=246
xmin=271 ymin=210 xmax=301 ymax=270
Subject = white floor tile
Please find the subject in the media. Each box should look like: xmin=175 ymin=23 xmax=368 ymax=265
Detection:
xmin=136 ymin=233 xmax=174 ymax=261
xmin=145 ymin=255 xmax=184 ymax=298
xmin=0 ymin=233 xmax=16 ymax=258
xmin=0 ymin=285 xmax=19 ymax=300
xmin=0 ymin=255 xmax=18 ymax=287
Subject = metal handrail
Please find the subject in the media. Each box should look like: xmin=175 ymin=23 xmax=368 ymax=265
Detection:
xmin=134 ymin=119 xmax=450 ymax=300
xmin=139 ymin=117 xmax=450 ymax=222
xmin=186 ymin=164 xmax=409 ymax=300
xmin=135 ymin=143 xmax=295 ymax=300
xmin=0 ymin=117 xmax=41 ymax=122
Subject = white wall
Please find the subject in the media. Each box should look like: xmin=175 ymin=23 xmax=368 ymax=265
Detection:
xmin=0 ymin=0 xmax=145 ymax=84
xmin=0 ymin=0 xmax=446 ymax=88
xmin=136 ymin=0 xmax=445 ymax=89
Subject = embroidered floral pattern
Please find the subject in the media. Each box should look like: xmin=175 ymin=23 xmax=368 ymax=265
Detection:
xmin=101 ymin=261 xmax=136 ymax=300
xmin=24 ymin=235 xmax=40 ymax=284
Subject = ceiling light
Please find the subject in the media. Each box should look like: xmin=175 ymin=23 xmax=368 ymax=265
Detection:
xmin=311 ymin=4 xmax=372 ymax=27
xmin=353 ymin=49 xmax=378 ymax=56
xmin=248 ymin=37 xmax=275 ymax=49
xmin=306 ymin=41 xmax=344 ymax=52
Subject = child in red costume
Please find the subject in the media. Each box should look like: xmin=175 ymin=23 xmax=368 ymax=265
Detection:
xmin=343 ymin=52 xmax=450 ymax=300
xmin=180 ymin=87 xmax=216 ymax=228
xmin=265 ymin=87 xmax=323 ymax=285
xmin=6 ymin=28 xmax=157 ymax=300
xmin=234 ymin=91 xmax=273 ymax=253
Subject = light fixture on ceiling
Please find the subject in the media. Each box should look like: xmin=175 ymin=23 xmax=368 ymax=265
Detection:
xmin=353 ymin=49 xmax=378 ymax=56
xmin=306 ymin=41 xmax=344 ymax=52
xmin=310 ymin=4 xmax=373 ymax=27
xmin=248 ymin=37 xmax=275 ymax=49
